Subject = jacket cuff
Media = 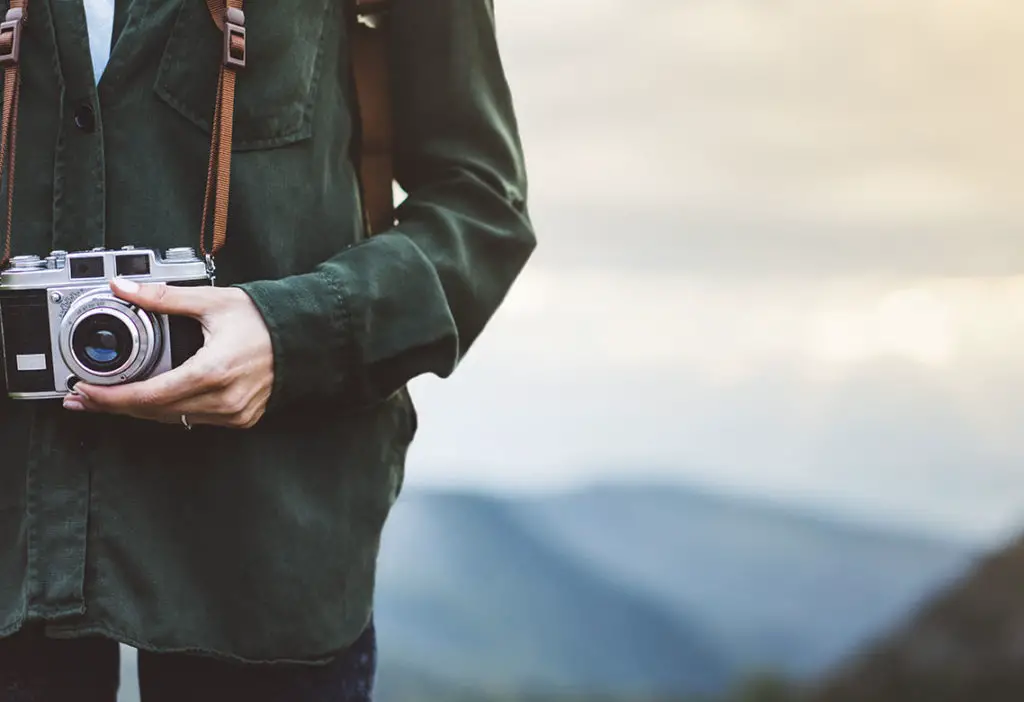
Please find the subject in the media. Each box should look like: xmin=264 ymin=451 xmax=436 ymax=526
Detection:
xmin=235 ymin=270 xmax=353 ymax=412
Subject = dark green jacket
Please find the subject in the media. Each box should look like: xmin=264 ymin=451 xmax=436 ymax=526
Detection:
xmin=0 ymin=0 xmax=534 ymax=662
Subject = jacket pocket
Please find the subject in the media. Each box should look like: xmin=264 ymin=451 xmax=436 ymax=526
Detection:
xmin=153 ymin=0 xmax=332 ymax=151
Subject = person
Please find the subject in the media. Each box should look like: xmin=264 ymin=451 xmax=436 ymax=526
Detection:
xmin=0 ymin=0 xmax=535 ymax=699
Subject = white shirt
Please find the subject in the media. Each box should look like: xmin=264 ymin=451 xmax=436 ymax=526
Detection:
xmin=83 ymin=0 xmax=115 ymax=84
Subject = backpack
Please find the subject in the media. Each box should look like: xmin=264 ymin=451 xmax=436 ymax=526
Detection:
xmin=203 ymin=0 xmax=395 ymax=255
xmin=348 ymin=0 xmax=396 ymax=237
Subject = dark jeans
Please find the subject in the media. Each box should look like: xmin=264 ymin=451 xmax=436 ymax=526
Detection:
xmin=0 ymin=622 xmax=376 ymax=702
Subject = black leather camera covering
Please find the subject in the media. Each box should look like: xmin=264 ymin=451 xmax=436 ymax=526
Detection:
xmin=0 ymin=289 xmax=53 ymax=394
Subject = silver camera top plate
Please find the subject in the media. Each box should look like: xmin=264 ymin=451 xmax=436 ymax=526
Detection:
xmin=0 ymin=246 xmax=209 ymax=290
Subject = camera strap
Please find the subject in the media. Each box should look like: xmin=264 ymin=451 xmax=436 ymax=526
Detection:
xmin=0 ymin=0 xmax=394 ymax=274
xmin=0 ymin=0 xmax=240 ymax=274
xmin=201 ymin=0 xmax=246 ymax=281
xmin=199 ymin=0 xmax=395 ymax=271
xmin=0 ymin=0 xmax=26 ymax=270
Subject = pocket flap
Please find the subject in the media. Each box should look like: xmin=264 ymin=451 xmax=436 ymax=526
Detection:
xmin=153 ymin=0 xmax=331 ymax=151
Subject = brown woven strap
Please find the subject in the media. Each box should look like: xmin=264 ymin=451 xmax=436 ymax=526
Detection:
xmin=199 ymin=0 xmax=393 ymax=252
xmin=350 ymin=0 xmax=394 ymax=236
xmin=0 ymin=0 xmax=25 ymax=268
xmin=201 ymin=0 xmax=245 ymax=262
xmin=196 ymin=0 xmax=392 ymax=262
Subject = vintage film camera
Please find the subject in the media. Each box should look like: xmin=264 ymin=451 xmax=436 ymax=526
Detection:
xmin=0 ymin=247 xmax=208 ymax=399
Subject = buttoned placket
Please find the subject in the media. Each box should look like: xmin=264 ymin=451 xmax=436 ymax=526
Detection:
xmin=21 ymin=0 xmax=107 ymax=623
xmin=50 ymin=0 xmax=106 ymax=254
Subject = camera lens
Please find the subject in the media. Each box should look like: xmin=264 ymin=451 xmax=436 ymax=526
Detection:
xmin=59 ymin=291 xmax=158 ymax=386
xmin=85 ymin=330 xmax=117 ymax=362
xmin=71 ymin=313 xmax=134 ymax=373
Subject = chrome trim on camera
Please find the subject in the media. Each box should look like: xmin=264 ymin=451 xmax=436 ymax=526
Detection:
xmin=0 ymin=247 xmax=208 ymax=290
xmin=7 ymin=391 xmax=61 ymax=400
xmin=0 ymin=247 xmax=211 ymax=399
xmin=56 ymin=293 xmax=159 ymax=386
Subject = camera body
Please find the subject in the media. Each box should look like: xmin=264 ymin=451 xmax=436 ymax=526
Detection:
xmin=0 ymin=246 xmax=208 ymax=399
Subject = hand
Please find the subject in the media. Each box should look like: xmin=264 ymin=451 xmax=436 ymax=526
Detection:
xmin=63 ymin=277 xmax=274 ymax=429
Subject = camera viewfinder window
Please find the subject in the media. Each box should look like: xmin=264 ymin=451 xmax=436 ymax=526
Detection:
xmin=69 ymin=256 xmax=105 ymax=279
xmin=115 ymin=254 xmax=151 ymax=277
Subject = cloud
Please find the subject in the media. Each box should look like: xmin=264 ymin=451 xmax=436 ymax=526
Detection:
xmin=408 ymin=345 xmax=1024 ymax=546
xmin=407 ymin=266 xmax=1024 ymax=544
xmin=488 ymin=267 xmax=1024 ymax=378
xmin=498 ymin=0 xmax=1024 ymax=276
xmin=399 ymin=1 xmax=1024 ymax=546
xmin=408 ymin=354 xmax=1024 ymax=545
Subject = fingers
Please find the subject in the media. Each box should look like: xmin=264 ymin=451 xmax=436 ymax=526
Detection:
xmin=67 ymin=389 xmax=263 ymax=430
xmin=67 ymin=356 xmax=267 ymax=430
xmin=74 ymin=353 xmax=220 ymax=411
xmin=146 ymin=410 xmax=225 ymax=428
xmin=64 ymin=393 xmax=224 ymax=429
xmin=166 ymin=391 xmax=265 ymax=429
xmin=110 ymin=278 xmax=214 ymax=317
xmin=60 ymin=284 xmax=273 ymax=431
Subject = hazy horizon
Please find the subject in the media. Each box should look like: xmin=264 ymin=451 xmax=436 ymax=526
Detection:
xmin=399 ymin=0 xmax=1024 ymax=548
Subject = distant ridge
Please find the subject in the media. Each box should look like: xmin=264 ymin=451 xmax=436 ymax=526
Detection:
xmin=412 ymin=477 xmax=980 ymax=550
xmin=376 ymin=489 xmax=730 ymax=696
xmin=811 ymin=532 xmax=1024 ymax=702
xmin=375 ymin=481 xmax=976 ymax=698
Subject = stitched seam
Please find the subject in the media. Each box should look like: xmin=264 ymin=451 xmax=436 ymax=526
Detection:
xmin=317 ymin=267 xmax=356 ymax=396
xmin=43 ymin=623 xmax=339 ymax=666
xmin=151 ymin=0 xmax=329 ymax=150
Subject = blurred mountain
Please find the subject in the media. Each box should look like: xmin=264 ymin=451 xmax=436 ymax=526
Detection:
xmin=374 ymin=490 xmax=730 ymax=698
xmin=507 ymin=483 xmax=977 ymax=675
xmin=810 ymin=532 xmax=1024 ymax=702
xmin=373 ymin=483 xmax=978 ymax=699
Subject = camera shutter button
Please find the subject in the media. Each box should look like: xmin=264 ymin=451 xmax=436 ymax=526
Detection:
xmin=73 ymin=103 xmax=95 ymax=133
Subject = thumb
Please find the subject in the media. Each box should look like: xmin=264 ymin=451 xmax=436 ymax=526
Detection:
xmin=110 ymin=277 xmax=213 ymax=317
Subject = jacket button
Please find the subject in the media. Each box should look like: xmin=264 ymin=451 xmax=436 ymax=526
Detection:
xmin=73 ymin=103 xmax=95 ymax=133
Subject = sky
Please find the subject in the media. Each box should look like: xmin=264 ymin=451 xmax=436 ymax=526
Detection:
xmin=402 ymin=0 xmax=1024 ymax=546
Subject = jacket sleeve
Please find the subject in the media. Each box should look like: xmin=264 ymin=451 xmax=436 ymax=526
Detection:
xmin=237 ymin=0 xmax=536 ymax=411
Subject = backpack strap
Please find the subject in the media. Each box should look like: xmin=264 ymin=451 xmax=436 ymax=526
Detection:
xmin=349 ymin=0 xmax=394 ymax=236
xmin=200 ymin=0 xmax=393 ymax=265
